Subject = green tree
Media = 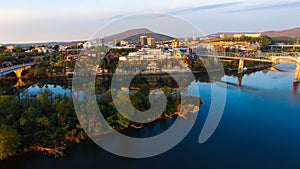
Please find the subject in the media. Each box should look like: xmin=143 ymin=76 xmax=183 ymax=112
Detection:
xmin=0 ymin=124 xmax=22 ymax=160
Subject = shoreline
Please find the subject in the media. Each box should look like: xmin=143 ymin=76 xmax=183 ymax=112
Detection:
xmin=3 ymin=109 xmax=199 ymax=161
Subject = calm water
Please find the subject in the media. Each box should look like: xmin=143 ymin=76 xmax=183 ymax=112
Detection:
xmin=1 ymin=65 xmax=300 ymax=169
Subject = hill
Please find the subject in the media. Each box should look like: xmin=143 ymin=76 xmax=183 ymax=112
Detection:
xmin=103 ymin=28 xmax=153 ymax=43
xmin=262 ymin=27 xmax=300 ymax=38
xmin=208 ymin=27 xmax=300 ymax=39
xmin=102 ymin=28 xmax=175 ymax=44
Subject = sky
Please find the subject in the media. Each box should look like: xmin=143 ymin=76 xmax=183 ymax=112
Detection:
xmin=1 ymin=0 xmax=300 ymax=43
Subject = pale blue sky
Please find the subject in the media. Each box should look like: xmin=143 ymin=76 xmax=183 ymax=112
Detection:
xmin=1 ymin=0 xmax=300 ymax=43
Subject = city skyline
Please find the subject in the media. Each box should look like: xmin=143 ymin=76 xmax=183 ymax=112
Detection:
xmin=1 ymin=0 xmax=300 ymax=43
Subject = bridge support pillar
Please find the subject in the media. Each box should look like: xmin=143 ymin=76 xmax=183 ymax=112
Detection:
xmin=294 ymin=63 xmax=300 ymax=83
xmin=238 ymin=74 xmax=243 ymax=87
xmin=13 ymin=66 xmax=30 ymax=78
xmin=238 ymin=59 xmax=245 ymax=74
xmin=14 ymin=69 xmax=24 ymax=78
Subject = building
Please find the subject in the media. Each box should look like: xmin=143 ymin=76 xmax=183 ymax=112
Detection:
xmin=140 ymin=36 xmax=148 ymax=46
xmin=124 ymin=48 xmax=173 ymax=61
xmin=99 ymin=38 xmax=105 ymax=44
xmin=244 ymin=33 xmax=262 ymax=38
xmin=220 ymin=34 xmax=225 ymax=38
xmin=6 ymin=46 xmax=15 ymax=52
xmin=114 ymin=39 xmax=120 ymax=46
xmin=83 ymin=41 xmax=92 ymax=48
xmin=34 ymin=47 xmax=48 ymax=53
xmin=147 ymin=38 xmax=155 ymax=48
xmin=59 ymin=45 xmax=66 ymax=52
xmin=171 ymin=39 xmax=180 ymax=48
xmin=120 ymin=40 xmax=128 ymax=46
xmin=233 ymin=34 xmax=243 ymax=38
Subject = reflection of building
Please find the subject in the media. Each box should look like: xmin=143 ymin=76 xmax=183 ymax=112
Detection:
xmin=140 ymin=36 xmax=148 ymax=46
xmin=147 ymin=38 xmax=155 ymax=47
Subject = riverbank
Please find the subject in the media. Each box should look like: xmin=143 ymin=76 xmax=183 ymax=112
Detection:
xmin=0 ymin=82 xmax=201 ymax=161
xmin=4 ymin=106 xmax=201 ymax=161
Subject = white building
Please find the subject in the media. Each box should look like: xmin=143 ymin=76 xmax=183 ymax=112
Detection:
xmin=83 ymin=41 xmax=92 ymax=49
xmin=244 ymin=33 xmax=262 ymax=38
xmin=59 ymin=45 xmax=67 ymax=52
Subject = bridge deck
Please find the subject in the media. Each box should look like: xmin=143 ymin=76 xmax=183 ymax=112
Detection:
xmin=0 ymin=63 xmax=34 ymax=77
xmin=202 ymin=55 xmax=299 ymax=64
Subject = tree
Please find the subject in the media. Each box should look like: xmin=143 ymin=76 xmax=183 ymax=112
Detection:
xmin=53 ymin=45 xmax=60 ymax=52
xmin=0 ymin=124 xmax=22 ymax=160
xmin=259 ymin=35 xmax=274 ymax=51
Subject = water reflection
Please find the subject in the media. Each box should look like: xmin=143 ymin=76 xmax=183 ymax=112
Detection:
xmin=14 ymin=78 xmax=26 ymax=88
xmin=222 ymin=65 xmax=299 ymax=98
xmin=238 ymin=74 xmax=243 ymax=87
xmin=1 ymin=67 xmax=300 ymax=169
xmin=292 ymin=82 xmax=299 ymax=98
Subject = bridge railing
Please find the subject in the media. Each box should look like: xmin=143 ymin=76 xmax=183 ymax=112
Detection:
xmin=199 ymin=52 xmax=299 ymax=59
xmin=0 ymin=63 xmax=34 ymax=73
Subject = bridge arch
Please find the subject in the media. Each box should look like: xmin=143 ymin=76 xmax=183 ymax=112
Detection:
xmin=271 ymin=56 xmax=299 ymax=63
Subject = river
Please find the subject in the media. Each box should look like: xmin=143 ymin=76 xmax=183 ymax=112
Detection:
xmin=1 ymin=65 xmax=300 ymax=169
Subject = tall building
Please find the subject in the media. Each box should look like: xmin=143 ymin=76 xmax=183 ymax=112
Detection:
xmin=140 ymin=36 xmax=148 ymax=46
xmin=147 ymin=38 xmax=155 ymax=48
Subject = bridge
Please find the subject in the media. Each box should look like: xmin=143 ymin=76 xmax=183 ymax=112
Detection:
xmin=0 ymin=63 xmax=34 ymax=78
xmin=200 ymin=52 xmax=300 ymax=83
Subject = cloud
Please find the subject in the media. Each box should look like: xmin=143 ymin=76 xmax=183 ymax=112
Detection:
xmin=1 ymin=0 xmax=299 ymax=43
xmin=167 ymin=1 xmax=240 ymax=15
xmin=231 ymin=0 xmax=300 ymax=12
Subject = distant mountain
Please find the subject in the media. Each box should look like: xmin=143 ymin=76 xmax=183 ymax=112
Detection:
xmin=3 ymin=41 xmax=85 ymax=47
xmin=262 ymin=27 xmax=300 ymax=38
xmin=102 ymin=28 xmax=175 ymax=44
xmin=124 ymin=33 xmax=174 ymax=44
xmin=208 ymin=27 xmax=300 ymax=39
xmin=103 ymin=28 xmax=153 ymax=42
